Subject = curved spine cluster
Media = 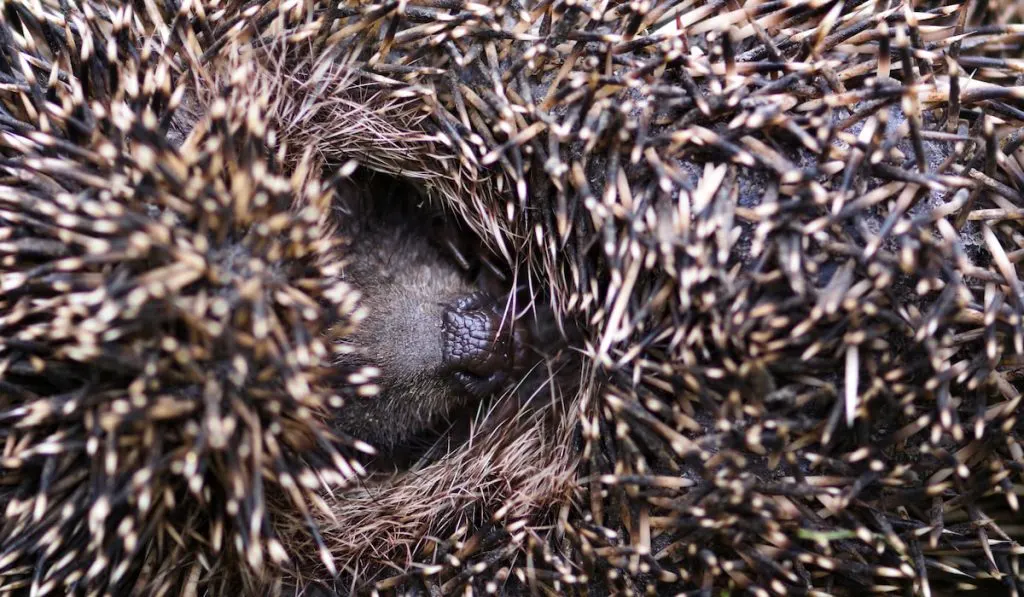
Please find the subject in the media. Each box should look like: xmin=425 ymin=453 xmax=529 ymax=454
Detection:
xmin=0 ymin=0 xmax=1022 ymax=595
xmin=0 ymin=4 xmax=372 ymax=593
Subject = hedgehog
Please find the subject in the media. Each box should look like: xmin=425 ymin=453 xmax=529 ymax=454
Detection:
xmin=2 ymin=0 xmax=1024 ymax=596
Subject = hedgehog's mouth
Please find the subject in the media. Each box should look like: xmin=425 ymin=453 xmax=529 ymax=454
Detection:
xmin=361 ymin=294 xmax=559 ymax=472
xmin=382 ymin=301 xmax=565 ymax=471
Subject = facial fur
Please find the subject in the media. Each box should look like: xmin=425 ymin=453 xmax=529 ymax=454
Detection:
xmin=326 ymin=178 xmax=535 ymax=454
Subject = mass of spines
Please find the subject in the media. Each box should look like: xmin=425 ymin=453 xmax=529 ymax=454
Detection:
xmin=0 ymin=1 xmax=1022 ymax=596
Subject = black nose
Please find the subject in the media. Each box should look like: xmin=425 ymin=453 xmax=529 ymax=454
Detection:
xmin=441 ymin=292 xmax=526 ymax=396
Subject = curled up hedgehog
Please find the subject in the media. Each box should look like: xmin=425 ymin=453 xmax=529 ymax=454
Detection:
xmin=1 ymin=0 xmax=1024 ymax=595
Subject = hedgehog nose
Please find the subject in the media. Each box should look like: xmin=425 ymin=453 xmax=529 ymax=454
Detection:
xmin=441 ymin=292 xmax=526 ymax=396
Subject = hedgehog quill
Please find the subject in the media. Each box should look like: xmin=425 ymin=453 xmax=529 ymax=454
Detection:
xmin=1 ymin=0 xmax=1024 ymax=596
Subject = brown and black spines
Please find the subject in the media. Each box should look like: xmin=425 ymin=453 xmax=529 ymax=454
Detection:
xmin=0 ymin=7 xmax=373 ymax=593
xmin=1 ymin=0 xmax=1024 ymax=595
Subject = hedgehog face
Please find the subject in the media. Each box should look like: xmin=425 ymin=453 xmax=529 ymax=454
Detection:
xmin=327 ymin=178 xmax=532 ymax=453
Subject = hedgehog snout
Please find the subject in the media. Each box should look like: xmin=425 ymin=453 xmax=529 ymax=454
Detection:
xmin=441 ymin=292 xmax=528 ymax=397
